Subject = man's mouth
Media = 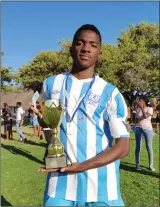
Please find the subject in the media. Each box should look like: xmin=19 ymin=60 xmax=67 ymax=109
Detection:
xmin=79 ymin=55 xmax=90 ymax=60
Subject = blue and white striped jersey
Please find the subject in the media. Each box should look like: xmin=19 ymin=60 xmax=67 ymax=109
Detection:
xmin=42 ymin=72 xmax=129 ymax=202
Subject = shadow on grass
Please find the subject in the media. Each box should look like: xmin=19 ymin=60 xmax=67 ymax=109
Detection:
xmin=24 ymin=139 xmax=47 ymax=148
xmin=122 ymin=161 xmax=148 ymax=169
xmin=120 ymin=162 xmax=160 ymax=178
xmin=1 ymin=195 xmax=12 ymax=206
xmin=1 ymin=144 xmax=44 ymax=165
xmin=1 ymin=133 xmax=6 ymax=139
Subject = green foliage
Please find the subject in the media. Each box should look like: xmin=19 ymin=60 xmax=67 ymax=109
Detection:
xmin=95 ymin=44 xmax=121 ymax=86
xmin=16 ymin=42 xmax=73 ymax=91
xmin=2 ymin=85 xmax=24 ymax=93
xmin=15 ymin=22 xmax=159 ymax=94
xmin=117 ymin=22 xmax=159 ymax=92
xmin=1 ymin=52 xmax=13 ymax=90
xmin=1 ymin=66 xmax=12 ymax=87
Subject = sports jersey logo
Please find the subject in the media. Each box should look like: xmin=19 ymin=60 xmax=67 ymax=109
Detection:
xmin=52 ymin=90 xmax=60 ymax=95
xmin=88 ymin=93 xmax=100 ymax=106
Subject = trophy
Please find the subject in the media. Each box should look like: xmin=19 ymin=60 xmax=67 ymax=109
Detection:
xmin=42 ymin=99 xmax=67 ymax=169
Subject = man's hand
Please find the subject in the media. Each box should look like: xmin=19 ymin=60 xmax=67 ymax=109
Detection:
xmin=137 ymin=100 xmax=145 ymax=109
xmin=20 ymin=120 xmax=23 ymax=126
xmin=38 ymin=163 xmax=86 ymax=173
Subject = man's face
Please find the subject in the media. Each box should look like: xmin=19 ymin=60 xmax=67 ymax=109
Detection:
xmin=70 ymin=30 xmax=101 ymax=70
xmin=16 ymin=104 xmax=20 ymax=108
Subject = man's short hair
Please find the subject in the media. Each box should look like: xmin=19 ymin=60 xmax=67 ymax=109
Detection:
xmin=17 ymin=102 xmax=22 ymax=106
xmin=73 ymin=24 xmax=102 ymax=44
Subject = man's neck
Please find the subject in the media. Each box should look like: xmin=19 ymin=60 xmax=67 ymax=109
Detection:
xmin=71 ymin=67 xmax=95 ymax=80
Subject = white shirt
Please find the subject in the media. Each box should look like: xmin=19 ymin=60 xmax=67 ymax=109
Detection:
xmin=16 ymin=107 xmax=24 ymax=121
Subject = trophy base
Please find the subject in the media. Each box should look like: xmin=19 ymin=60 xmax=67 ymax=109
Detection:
xmin=45 ymin=155 xmax=67 ymax=169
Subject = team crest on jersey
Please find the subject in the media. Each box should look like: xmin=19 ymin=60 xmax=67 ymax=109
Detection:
xmin=88 ymin=93 xmax=100 ymax=106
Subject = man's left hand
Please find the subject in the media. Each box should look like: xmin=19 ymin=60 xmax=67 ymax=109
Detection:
xmin=38 ymin=162 xmax=87 ymax=173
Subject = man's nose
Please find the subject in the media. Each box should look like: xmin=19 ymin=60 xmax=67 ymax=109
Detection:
xmin=81 ymin=43 xmax=90 ymax=53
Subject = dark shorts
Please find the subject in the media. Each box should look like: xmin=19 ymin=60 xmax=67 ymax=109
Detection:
xmin=5 ymin=124 xmax=12 ymax=132
xmin=156 ymin=117 xmax=160 ymax=123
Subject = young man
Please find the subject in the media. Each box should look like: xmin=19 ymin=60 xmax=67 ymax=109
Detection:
xmin=2 ymin=103 xmax=12 ymax=139
xmin=40 ymin=24 xmax=130 ymax=206
xmin=16 ymin=102 xmax=26 ymax=142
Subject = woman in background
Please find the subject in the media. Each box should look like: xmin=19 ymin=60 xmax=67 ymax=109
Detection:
xmin=135 ymin=97 xmax=155 ymax=171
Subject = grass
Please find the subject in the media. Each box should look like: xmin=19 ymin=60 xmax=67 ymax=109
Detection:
xmin=1 ymin=125 xmax=160 ymax=206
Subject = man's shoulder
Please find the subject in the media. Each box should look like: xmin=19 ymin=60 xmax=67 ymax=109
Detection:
xmin=45 ymin=73 xmax=67 ymax=83
xmin=97 ymin=76 xmax=117 ymax=93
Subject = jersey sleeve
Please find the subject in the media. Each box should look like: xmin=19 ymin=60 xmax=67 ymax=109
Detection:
xmin=41 ymin=76 xmax=56 ymax=101
xmin=104 ymin=88 xmax=130 ymax=139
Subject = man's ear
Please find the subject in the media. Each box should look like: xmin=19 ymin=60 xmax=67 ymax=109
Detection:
xmin=97 ymin=50 xmax=102 ymax=61
xmin=70 ymin=47 xmax=73 ymax=57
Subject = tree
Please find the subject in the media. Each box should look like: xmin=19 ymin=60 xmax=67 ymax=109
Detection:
xmin=15 ymin=41 xmax=74 ymax=92
xmin=1 ymin=66 xmax=12 ymax=87
xmin=95 ymin=44 xmax=121 ymax=86
xmin=16 ymin=22 xmax=159 ymax=95
xmin=1 ymin=52 xmax=12 ymax=89
xmin=116 ymin=22 xmax=159 ymax=94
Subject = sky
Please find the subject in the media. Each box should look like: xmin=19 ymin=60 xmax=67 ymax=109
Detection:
xmin=2 ymin=1 xmax=159 ymax=73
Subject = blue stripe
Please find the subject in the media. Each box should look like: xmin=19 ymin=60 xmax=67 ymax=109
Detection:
xmin=92 ymin=82 xmax=116 ymax=200
xmin=54 ymin=74 xmax=73 ymax=198
xmin=76 ymin=81 xmax=91 ymax=201
xmin=55 ymin=172 xmax=67 ymax=198
xmin=115 ymin=93 xmax=125 ymax=118
xmin=43 ymin=173 xmax=51 ymax=205
xmin=46 ymin=76 xmax=56 ymax=99
xmin=103 ymin=122 xmax=113 ymax=147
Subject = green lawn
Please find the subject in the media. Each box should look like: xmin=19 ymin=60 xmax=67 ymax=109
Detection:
xmin=1 ymin=125 xmax=159 ymax=206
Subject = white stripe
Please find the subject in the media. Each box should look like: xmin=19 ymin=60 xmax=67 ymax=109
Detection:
xmin=66 ymin=80 xmax=83 ymax=163
xmin=48 ymin=173 xmax=58 ymax=197
xmin=51 ymin=74 xmax=66 ymax=100
xmin=107 ymin=162 xmax=118 ymax=200
xmin=86 ymin=113 xmax=97 ymax=202
xmin=86 ymin=77 xmax=107 ymax=202
xmin=107 ymin=88 xmax=118 ymax=116
xmin=65 ymin=80 xmax=83 ymax=201
xmin=120 ymin=93 xmax=128 ymax=118
xmin=65 ymin=174 xmax=77 ymax=201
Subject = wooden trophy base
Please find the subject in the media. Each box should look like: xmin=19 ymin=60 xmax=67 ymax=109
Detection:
xmin=45 ymin=154 xmax=66 ymax=169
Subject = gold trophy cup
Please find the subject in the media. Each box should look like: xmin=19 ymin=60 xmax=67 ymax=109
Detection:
xmin=42 ymin=99 xmax=67 ymax=169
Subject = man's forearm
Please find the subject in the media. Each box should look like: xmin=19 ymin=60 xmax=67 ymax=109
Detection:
xmin=80 ymin=138 xmax=130 ymax=171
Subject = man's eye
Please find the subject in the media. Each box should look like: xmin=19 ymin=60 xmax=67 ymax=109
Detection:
xmin=76 ymin=42 xmax=83 ymax=46
xmin=92 ymin=44 xmax=97 ymax=48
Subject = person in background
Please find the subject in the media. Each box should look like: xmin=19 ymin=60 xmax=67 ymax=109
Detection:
xmin=27 ymin=108 xmax=32 ymax=126
xmin=30 ymin=110 xmax=39 ymax=137
xmin=135 ymin=97 xmax=155 ymax=171
xmin=155 ymin=99 xmax=160 ymax=133
xmin=30 ymin=110 xmax=43 ymax=140
xmin=5 ymin=113 xmax=14 ymax=140
xmin=2 ymin=103 xmax=12 ymax=139
xmin=16 ymin=102 xmax=26 ymax=142
xmin=36 ymin=102 xmax=43 ymax=140
xmin=131 ymin=103 xmax=137 ymax=125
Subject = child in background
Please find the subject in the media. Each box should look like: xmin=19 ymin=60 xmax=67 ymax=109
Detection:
xmin=31 ymin=110 xmax=43 ymax=140
xmin=6 ymin=113 xmax=13 ymax=139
